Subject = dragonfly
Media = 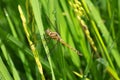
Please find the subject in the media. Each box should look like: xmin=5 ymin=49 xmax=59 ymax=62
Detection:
xmin=46 ymin=29 xmax=82 ymax=56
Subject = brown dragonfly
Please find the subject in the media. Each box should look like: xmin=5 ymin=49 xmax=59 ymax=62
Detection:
xmin=46 ymin=29 xmax=82 ymax=56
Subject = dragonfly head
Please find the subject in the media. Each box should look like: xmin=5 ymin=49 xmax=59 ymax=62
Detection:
xmin=46 ymin=29 xmax=51 ymax=35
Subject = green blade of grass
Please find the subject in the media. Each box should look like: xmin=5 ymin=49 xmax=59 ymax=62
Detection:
xmin=83 ymin=0 xmax=120 ymax=69
xmin=0 ymin=27 xmax=50 ymax=70
xmin=0 ymin=57 xmax=12 ymax=80
xmin=97 ymin=58 xmax=120 ymax=80
xmin=0 ymin=39 xmax=20 ymax=80
xmin=29 ymin=0 xmax=56 ymax=80
xmin=60 ymin=0 xmax=91 ymax=64
xmin=4 ymin=9 xmax=33 ymax=80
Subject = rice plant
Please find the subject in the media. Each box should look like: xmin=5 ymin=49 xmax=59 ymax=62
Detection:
xmin=0 ymin=0 xmax=120 ymax=80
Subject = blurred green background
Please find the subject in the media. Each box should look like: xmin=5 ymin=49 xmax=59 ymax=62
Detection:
xmin=0 ymin=0 xmax=120 ymax=80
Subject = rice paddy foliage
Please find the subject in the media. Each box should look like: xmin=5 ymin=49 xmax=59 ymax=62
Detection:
xmin=0 ymin=0 xmax=120 ymax=80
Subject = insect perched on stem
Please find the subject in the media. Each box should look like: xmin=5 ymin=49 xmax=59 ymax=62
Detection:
xmin=46 ymin=29 xmax=82 ymax=56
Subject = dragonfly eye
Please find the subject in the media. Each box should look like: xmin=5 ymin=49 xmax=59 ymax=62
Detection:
xmin=55 ymin=34 xmax=58 ymax=37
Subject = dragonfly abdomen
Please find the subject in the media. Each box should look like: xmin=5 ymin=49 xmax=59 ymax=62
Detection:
xmin=60 ymin=39 xmax=82 ymax=56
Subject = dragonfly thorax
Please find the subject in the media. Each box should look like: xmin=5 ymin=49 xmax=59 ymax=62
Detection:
xmin=46 ymin=29 xmax=61 ymax=41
